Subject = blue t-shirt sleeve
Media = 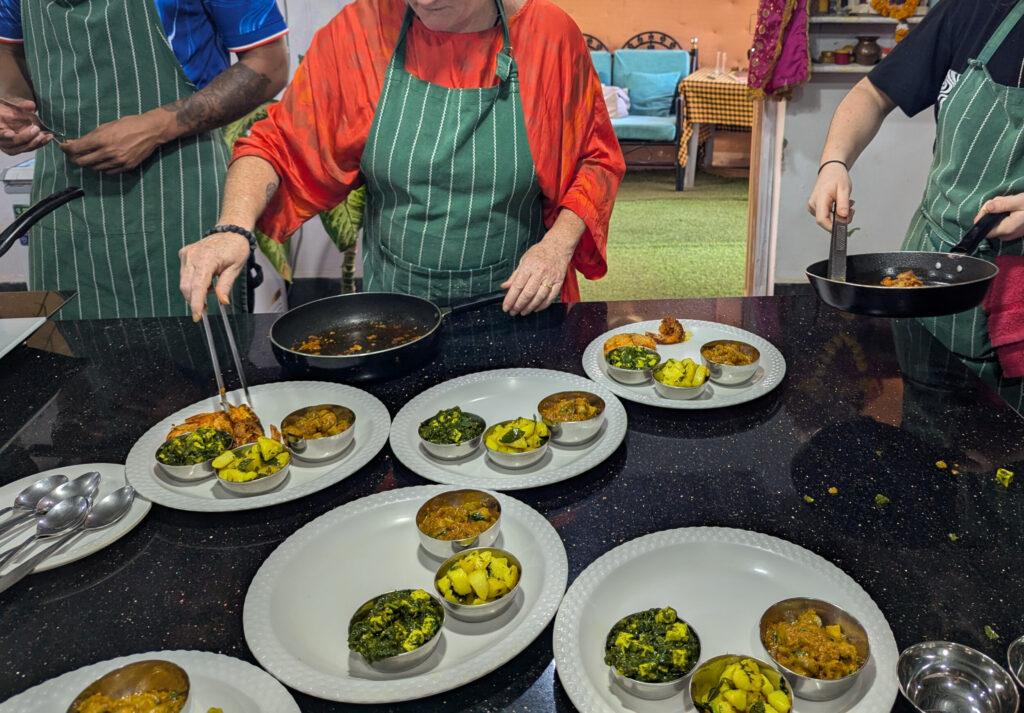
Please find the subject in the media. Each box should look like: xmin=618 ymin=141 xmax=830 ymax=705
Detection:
xmin=206 ymin=0 xmax=288 ymax=51
xmin=0 ymin=0 xmax=23 ymax=42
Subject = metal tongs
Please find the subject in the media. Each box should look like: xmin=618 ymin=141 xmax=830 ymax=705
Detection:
xmin=827 ymin=203 xmax=848 ymax=283
xmin=199 ymin=301 xmax=254 ymax=417
xmin=0 ymin=97 xmax=70 ymax=143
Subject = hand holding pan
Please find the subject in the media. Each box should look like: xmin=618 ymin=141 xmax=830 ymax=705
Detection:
xmin=806 ymin=212 xmax=1009 ymax=318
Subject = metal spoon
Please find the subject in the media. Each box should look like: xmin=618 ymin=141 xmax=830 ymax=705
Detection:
xmin=0 ymin=471 xmax=100 ymax=537
xmin=0 ymin=474 xmax=68 ymax=520
xmin=0 ymin=496 xmax=90 ymax=570
xmin=0 ymin=487 xmax=135 ymax=594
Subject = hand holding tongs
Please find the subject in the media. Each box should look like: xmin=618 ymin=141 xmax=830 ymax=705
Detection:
xmin=200 ymin=301 xmax=254 ymax=416
xmin=0 ymin=97 xmax=70 ymax=143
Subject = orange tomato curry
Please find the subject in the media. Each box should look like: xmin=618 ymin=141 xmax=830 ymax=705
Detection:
xmin=764 ymin=609 xmax=862 ymax=679
xmin=419 ymin=500 xmax=497 ymax=540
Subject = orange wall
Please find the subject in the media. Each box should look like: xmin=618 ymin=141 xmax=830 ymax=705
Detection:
xmin=553 ymin=0 xmax=759 ymax=70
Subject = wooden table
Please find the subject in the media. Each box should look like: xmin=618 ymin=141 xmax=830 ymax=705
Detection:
xmin=679 ymin=67 xmax=756 ymax=187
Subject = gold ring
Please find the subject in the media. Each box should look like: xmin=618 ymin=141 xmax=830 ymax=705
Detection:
xmin=541 ymin=282 xmax=553 ymax=289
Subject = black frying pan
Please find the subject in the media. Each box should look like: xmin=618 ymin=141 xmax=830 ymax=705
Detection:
xmin=806 ymin=212 xmax=1006 ymax=318
xmin=0 ymin=186 xmax=85 ymax=259
xmin=269 ymin=291 xmax=505 ymax=381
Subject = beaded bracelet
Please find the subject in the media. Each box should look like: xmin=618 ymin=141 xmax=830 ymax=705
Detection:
xmin=201 ymin=224 xmax=264 ymax=288
xmin=817 ymin=159 xmax=849 ymax=175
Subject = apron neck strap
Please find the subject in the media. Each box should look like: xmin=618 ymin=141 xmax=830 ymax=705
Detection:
xmin=977 ymin=0 xmax=1024 ymax=65
xmin=396 ymin=0 xmax=514 ymax=82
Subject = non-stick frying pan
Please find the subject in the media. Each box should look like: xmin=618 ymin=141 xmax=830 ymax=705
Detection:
xmin=269 ymin=291 xmax=505 ymax=381
xmin=0 ymin=187 xmax=85 ymax=259
xmin=806 ymin=211 xmax=1006 ymax=318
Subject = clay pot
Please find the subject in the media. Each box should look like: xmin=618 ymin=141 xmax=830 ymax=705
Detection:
xmin=853 ymin=36 xmax=881 ymax=66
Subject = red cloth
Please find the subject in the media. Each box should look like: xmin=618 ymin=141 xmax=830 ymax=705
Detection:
xmin=982 ymin=255 xmax=1024 ymax=377
xmin=233 ymin=0 xmax=625 ymax=302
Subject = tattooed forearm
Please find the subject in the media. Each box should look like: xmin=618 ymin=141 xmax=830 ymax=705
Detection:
xmin=163 ymin=63 xmax=272 ymax=135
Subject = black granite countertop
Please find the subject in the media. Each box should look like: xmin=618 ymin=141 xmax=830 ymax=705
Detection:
xmin=0 ymin=295 xmax=1021 ymax=712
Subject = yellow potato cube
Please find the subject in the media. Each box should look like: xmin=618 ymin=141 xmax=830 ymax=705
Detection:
xmin=731 ymin=666 xmax=752 ymax=691
xmin=767 ymin=690 xmax=791 ymax=713
xmin=503 ymin=564 xmax=519 ymax=589
xmin=825 ymin=624 xmax=842 ymax=639
xmin=723 ymin=690 xmax=747 ymax=709
xmin=761 ymin=678 xmax=775 ymax=697
xmin=437 ymin=576 xmax=452 ymax=597
xmin=258 ymin=436 xmax=283 ymax=461
xmin=449 ymin=567 xmax=472 ymax=596
xmin=468 ymin=568 xmax=489 ymax=599
xmin=487 ymin=577 xmax=509 ymax=599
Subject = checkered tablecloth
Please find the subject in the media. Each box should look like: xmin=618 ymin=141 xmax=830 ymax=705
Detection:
xmin=678 ymin=67 xmax=756 ymax=167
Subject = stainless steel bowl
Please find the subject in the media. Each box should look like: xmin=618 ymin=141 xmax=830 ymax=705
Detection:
xmin=417 ymin=412 xmax=485 ymax=461
xmin=898 ymin=641 xmax=1020 ymax=713
xmin=607 ymin=614 xmax=701 ymax=700
xmin=154 ymin=429 xmax=233 ymax=482
xmin=690 ymin=654 xmax=792 ymax=712
xmin=604 ymin=347 xmax=660 ymax=385
xmin=215 ymin=443 xmax=291 ymax=496
xmin=415 ymin=489 xmax=502 ymax=560
xmin=759 ymin=597 xmax=870 ymax=701
xmin=652 ymin=377 xmax=707 ymax=400
xmin=537 ymin=391 xmax=605 ymax=445
xmin=1009 ymin=634 xmax=1024 ymax=689
xmin=700 ymin=339 xmax=761 ymax=385
xmin=281 ymin=404 xmax=356 ymax=462
xmin=66 ymin=659 xmax=191 ymax=713
xmin=433 ymin=546 xmax=522 ymax=622
xmin=348 ymin=590 xmax=445 ymax=671
xmin=484 ymin=420 xmax=549 ymax=469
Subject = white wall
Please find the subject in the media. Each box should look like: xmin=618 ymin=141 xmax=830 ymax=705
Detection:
xmin=772 ymin=75 xmax=936 ymax=284
xmin=0 ymin=154 xmax=36 ymax=284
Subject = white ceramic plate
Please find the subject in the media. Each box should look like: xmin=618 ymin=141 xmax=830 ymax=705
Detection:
xmin=0 ymin=316 xmax=45 ymax=359
xmin=0 ymin=649 xmax=300 ymax=712
xmin=124 ymin=381 xmax=390 ymax=512
xmin=553 ymin=527 xmax=898 ymax=713
xmin=582 ymin=320 xmax=786 ymax=409
xmin=389 ymin=368 xmax=627 ymax=490
xmin=0 ymin=463 xmax=149 ymax=573
xmin=243 ymin=484 xmax=568 ymax=703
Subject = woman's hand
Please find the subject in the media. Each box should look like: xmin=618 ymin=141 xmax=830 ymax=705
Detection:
xmin=807 ymin=162 xmax=855 ymax=231
xmin=974 ymin=194 xmax=1024 ymax=241
xmin=179 ymin=232 xmax=251 ymax=320
xmin=501 ymin=209 xmax=585 ymax=316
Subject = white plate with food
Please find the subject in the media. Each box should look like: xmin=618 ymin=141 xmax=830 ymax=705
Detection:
xmin=0 ymin=649 xmax=300 ymax=712
xmin=0 ymin=463 xmax=149 ymax=573
xmin=389 ymin=368 xmax=627 ymax=490
xmin=553 ymin=527 xmax=898 ymax=713
xmin=582 ymin=319 xmax=786 ymax=409
xmin=124 ymin=381 xmax=390 ymax=512
xmin=243 ymin=484 xmax=568 ymax=703
xmin=0 ymin=316 xmax=46 ymax=360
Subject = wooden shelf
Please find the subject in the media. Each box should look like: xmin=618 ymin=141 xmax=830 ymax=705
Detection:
xmin=810 ymin=63 xmax=875 ymax=73
xmin=808 ymin=14 xmax=924 ymax=23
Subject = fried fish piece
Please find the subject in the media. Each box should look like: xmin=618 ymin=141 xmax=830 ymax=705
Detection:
xmin=166 ymin=411 xmax=233 ymax=441
xmin=165 ymin=404 xmax=268 ymax=447
xmin=603 ymin=332 xmax=659 ymax=354
xmin=881 ymin=270 xmax=924 ymax=287
xmin=646 ymin=317 xmax=688 ymax=345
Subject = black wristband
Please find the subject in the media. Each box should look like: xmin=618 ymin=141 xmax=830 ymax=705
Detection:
xmin=202 ymin=223 xmax=257 ymax=252
xmin=201 ymin=224 xmax=264 ymax=288
xmin=818 ymin=159 xmax=848 ymax=175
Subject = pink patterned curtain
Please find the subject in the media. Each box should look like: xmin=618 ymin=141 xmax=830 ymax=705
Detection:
xmin=748 ymin=0 xmax=811 ymax=99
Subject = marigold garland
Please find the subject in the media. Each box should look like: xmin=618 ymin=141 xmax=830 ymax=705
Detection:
xmin=870 ymin=0 xmax=919 ymax=20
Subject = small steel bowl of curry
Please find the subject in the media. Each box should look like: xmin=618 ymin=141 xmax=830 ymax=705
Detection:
xmin=280 ymin=404 xmax=356 ymax=462
xmin=415 ymin=489 xmax=502 ymax=560
xmin=700 ymin=339 xmax=761 ymax=386
xmin=537 ymin=390 xmax=605 ymax=445
xmin=758 ymin=597 xmax=870 ymax=701
xmin=67 ymin=659 xmax=191 ymax=713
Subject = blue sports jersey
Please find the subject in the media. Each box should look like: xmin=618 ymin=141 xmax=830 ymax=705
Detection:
xmin=0 ymin=0 xmax=288 ymax=89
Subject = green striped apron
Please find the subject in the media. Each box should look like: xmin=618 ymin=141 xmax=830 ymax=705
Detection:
xmin=900 ymin=0 xmax=1024 ymax=412
xmin=23 ymin=0 xmax=239 ymax=319
xmin=359 ymin=0 xmax=545 ymax=308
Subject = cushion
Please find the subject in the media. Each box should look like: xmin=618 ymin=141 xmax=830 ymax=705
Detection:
xmin=620 ymin=71 xmax=679 ymax=117
xmin=611 ymin=48 xmax=691 ymax=83
xmin=610 ymin=115 xmax=677 ymax=142
xmin=589 ymin=50 xmax=612 ymax=85
xmin=602 ymin=84 xmax=630 ymax=119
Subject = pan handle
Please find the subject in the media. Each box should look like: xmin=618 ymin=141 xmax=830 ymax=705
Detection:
xmin=443 ymin=290 xmax=506 ymax=318
xmin=0 ymin=186 xmax=84 ymax=260
xmin=951 ymin=211 xmax=1009 ymax=255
